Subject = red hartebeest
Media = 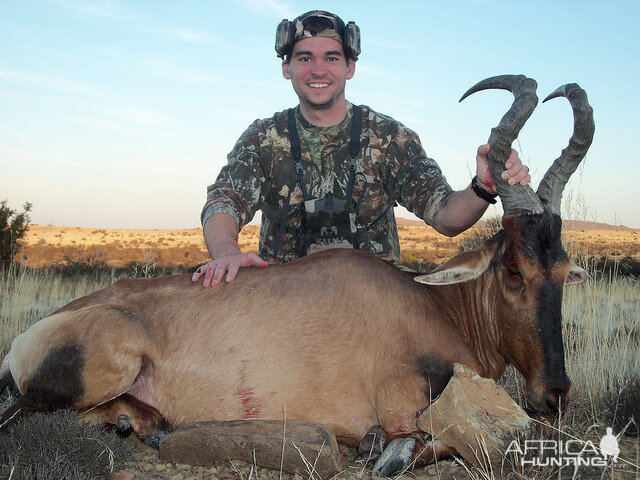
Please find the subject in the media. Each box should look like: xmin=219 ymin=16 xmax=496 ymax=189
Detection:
xmin=0 ymin=75 xmax=594 ymax=475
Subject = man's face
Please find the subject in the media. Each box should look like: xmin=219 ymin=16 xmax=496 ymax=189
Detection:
xmin=282 ymin=36 xmax=355 ymax=112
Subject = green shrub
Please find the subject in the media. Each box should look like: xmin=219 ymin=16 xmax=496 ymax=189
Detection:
xmin=0 ymin=200 xmax=32 ymax=267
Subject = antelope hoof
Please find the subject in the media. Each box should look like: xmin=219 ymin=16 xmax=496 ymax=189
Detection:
xmin=137 ymin=418 xmax=172 ymax=449
xmin=139 ymin=431 xmax=167 ymax=449
xmin=372 ymin=437 xmax=415 ymax=477
xmin=117 ymin=414 xmax=132 ymax=432
xmin=356 ymin=425 xmax=386 ymax=463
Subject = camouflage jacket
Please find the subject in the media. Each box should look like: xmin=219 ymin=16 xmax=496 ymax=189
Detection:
xmin=202 ymin=102 xmax=453 ymax=262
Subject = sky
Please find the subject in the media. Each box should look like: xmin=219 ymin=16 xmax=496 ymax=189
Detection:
xmin=1 ymin=0 xmax=639 ymax=229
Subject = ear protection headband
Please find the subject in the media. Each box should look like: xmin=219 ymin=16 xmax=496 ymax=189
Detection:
xmin=275 ymin=11 xmax=361 ymax=60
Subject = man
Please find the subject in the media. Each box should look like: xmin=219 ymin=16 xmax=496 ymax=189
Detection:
xmin=192 ymin=11 xmax=530 ymax=288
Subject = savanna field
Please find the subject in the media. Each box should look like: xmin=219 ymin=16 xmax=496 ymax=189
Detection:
xmin=14 ymin=219 xmax=640 ymax=270
xmin=1 ymin=219 xmax=639 ymax=479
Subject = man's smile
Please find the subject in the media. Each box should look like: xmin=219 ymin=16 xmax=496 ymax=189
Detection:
xmin=281 ymin=37 xmax=355 ymax=123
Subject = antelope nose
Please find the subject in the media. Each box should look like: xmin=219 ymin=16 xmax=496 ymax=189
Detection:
xmin=545 ymin=377 xmax=571 ymax=412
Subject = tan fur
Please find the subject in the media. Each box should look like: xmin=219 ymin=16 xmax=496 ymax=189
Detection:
xmin=7 ymin=250 xmax=485 ymax=447
xmin=6 ymin=239 xmax=579 ymax=449
xmin=81 ymin=395 xmax=165 ymax=435
xmin=415 ymin=242 xmax=495 ymax=285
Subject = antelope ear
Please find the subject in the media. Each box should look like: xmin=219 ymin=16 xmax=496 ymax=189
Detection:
xmin=565 ymin=262 xmax=588 ymax=285
xmin=415 ymin=243 xmax=495 ymax=285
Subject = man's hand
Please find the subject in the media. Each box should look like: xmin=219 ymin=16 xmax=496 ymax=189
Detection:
xmin=476 ymin=144 xmax=530 ymax=194
xmin=192 ymin=253 xmax=268 ymax=287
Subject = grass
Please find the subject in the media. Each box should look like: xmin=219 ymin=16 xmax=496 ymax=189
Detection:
xmin=492 ymin=269 xmax=640 ymax=479
xmin=564 ymin=274 xmax=640 ymax=406
xmin=0 ymin=264 xmax=117 ymax=356
xmin=0 ymin=410 xmax=131 ymax=480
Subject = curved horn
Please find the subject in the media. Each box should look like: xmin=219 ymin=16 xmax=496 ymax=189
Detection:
xmin=461 ymin=75 xmax=544 ymax=216
xmin=536 ymin=84 xmax=595 ymax=215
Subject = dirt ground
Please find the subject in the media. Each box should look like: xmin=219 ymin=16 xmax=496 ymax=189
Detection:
xmin=109 ymin=434 xmax=639 ymax=480
xmin=110 ymin=435 xmax=467 ymax=480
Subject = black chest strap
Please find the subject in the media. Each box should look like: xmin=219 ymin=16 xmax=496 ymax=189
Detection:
xmin=287 ymin=108 xmax=309 ymax=201
xmin=274 ymin=106 xmax=363 ymax=261
xmin=287 ymin=105 xmax=363 ymax=203
xmin=346 ymin=105 xmax=363 ymax=204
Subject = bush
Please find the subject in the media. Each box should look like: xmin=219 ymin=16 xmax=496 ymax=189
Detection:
xmin=0 ymin=200 xmax=32 ymax=267
xmin=0 ymin=410 xmax=131 ymax=480
xmin=457 ymin=215 xmax=503 ymax=253
xmin=606 ymin=374 xmax=640 ymax=436
xmin=55 ymin=247 xmax=111 ymax=277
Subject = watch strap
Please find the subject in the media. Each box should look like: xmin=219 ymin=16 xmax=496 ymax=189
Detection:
xmin=471 ymin=176 xmax=498 ymax=204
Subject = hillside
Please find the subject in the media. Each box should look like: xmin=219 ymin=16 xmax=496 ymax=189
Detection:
xmin=397 ymin=217 xmax=639 ymax=231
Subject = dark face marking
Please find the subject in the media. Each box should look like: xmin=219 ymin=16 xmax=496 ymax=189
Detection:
xmin=510 ymin=213 xmax=569 ymax=385
xmin=523 ymin=214 xmax=565 ymax=267
xmin=502 ymin=211 xmax=571 ymax=411
xmin=415 ymin=355 xmax=453 ymax=402
xmin=536 ymin=280 xmax=571 ymax=396
xmin=503 ymin=212 xmax=567 ymax=271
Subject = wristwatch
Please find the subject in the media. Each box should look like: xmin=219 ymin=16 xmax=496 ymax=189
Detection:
xmin=471 ymin=176 xmax=498 ymax=204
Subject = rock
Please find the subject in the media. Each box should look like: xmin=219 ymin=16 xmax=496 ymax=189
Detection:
xmin=217 ymin=471 xmax=242 ymax=480
xmin=417 ymin=363 xmax=531 ymax=471
xmin=417 ymin=460 xmax=466 ymax=480
xmin=159 ymin=419 xmax=342 ymax=478
xmin=107 ymin=470 xmax=135 ymax=480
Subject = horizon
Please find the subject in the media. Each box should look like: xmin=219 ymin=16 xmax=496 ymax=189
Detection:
xmin=2 ymin=1 xmax=639 ymax=229
xmin=26 ymin=216 xmax=640 ymax=232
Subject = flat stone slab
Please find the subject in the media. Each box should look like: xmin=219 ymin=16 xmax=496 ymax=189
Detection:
xmin=417 ymin=363 xmax=531 ymax=471
xmin=159 ymin=419 xmax=342 ymax=478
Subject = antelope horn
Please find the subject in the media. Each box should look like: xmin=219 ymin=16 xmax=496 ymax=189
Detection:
xmin=460 ymin=75 xmax=544 ymax=215
xmin=536 ymin=84 xmax=595 ymax=215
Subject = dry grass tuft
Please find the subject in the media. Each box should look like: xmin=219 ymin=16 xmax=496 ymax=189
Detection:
xmin=0 ymin=410 xmax=131 ymax=480
xmin=0 ymin=264 xmax=115 ymax=356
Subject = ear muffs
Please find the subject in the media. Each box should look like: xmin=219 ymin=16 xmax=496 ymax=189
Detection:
xmin=275 ymin=18 xmax=295 ymax=59
xmin=344 ymin=21 xmax=360 ymax=60
xmin=275 ymin=13 xmax=360 ymax=60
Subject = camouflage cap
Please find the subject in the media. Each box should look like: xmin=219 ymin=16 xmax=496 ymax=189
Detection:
xmin=292 ymin=10 xmax=344 ymax=45
xmin=275 ymin=10 xmax=360 ymax=60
